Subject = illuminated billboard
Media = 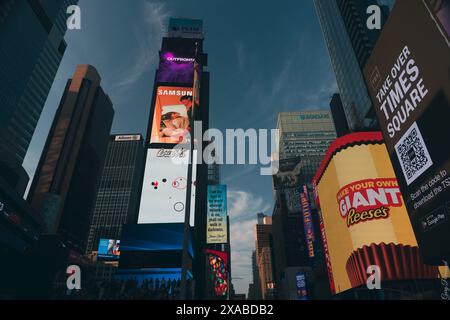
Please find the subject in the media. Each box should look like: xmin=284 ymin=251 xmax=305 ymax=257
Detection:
xmin=300 ymin=186 xmax=315 ymax=258
xmin=119 ymin=223 xmax=193 ymax=270
xmin=97 ymin=239 xmax=120 ymax=260
xmin=313 ymin=132 xmax=439 ymax=294
xmin=150 ymin=86 xmax=194 ymax=144
xmin=206 ymin=249 xmax=228 ymax=297
xmin=364 ymin=0 xmax=450 ymax=263
xmin=295 ymin=272 xmax=308 ymax=300
xmin=157 ymin=52 xmax=195 ymax=84
xmin=206 ymin=185 xmax=228 ymax=244
xmin=139 ymin=148 xmax=197 ymax=224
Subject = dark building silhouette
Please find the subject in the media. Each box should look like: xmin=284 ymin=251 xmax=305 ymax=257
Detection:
xmin=85 ymin=134 xmax=145 ymax=255
xmin=247 ymin=250 xmax=262 ymax=300
xmin=0 ymin=0 xmax=78 ymax=195
xmin=28 ymin=64 xmax=114 ymax=253
xmin=329 ymin=93 xmax=350 ymax=137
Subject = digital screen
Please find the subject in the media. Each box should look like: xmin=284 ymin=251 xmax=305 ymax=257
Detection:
xmin=120 ymin=223 xmax=192 ymax=254
xmin=206 ymin=250 xmax=228 ymax=297
xmin=150 ymin=86 xmax=194 ymax=144
xmin=295 ymin=272 xmax=308 ymax=300
xmin=313 ymin=133 xmax=440 ymax=294
xmin=157 ymin=51 xmax=195 ymax=84
xmin=300 ymin=186 xmax=315 ymax=258
xmin=119 ymin=223 xmax=193 ymax=270
xmin=138 ymin=148 xmax=196 ymax=224
xmin=98 ymin=238 xmax=120 ymax=260
xmin=206 ymin=185 xmax=228 ymax=244
xmin=424 ymin=0 xmax=450 ymax=38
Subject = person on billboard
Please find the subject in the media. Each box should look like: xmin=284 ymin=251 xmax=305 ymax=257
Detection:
xmin=159 ymin=111 xmax=189 ymax=142
xmin=180 ymin=95 xmax=194 ymax=130
xmin=107 ymin=239 xmax=115 ymax=255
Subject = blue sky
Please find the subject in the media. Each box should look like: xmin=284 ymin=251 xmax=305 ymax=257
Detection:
xmin=23 ymin=0 xmax=339 ymax=295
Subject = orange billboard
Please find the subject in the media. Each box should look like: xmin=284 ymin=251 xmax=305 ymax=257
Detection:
xmin=150 ymin=86 xmax=194 ymax=144
xmin=313 ymin=132 xmax=439 ymax=294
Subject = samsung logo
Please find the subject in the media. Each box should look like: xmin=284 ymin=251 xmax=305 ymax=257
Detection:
xmin=158 ymin=89 xmax=193 ymax=96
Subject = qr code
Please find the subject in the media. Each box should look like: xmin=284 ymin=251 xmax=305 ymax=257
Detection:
xmin=395 ymin=122 xmax=433 ymax=186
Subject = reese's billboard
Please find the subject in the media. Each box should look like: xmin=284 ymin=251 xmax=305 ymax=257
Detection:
xmin=313 ymin=132 xmax=439 ymax=294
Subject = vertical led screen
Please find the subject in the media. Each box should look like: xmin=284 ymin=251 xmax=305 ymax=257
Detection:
xmin=150 ymin=87 xmax=194 ymax=144
xmin=206 ymin=249 xmax=228 ymax=297
xmin=97 ymin=239 xmax=120 ymax=260
xmin=206 ymin=185 xmax=228 ymax=244
xmin=313 ymin=132 xmax=440 ymax=294
xmin=364 ymin=0 xmax=450 ymax=263
xmin=295 ymin=272 xmax=308 ymax=300
xmin=138 ymin=148 xmax=195 ymax=224
xmin=300 ymin=186 xmax=315 ymax=258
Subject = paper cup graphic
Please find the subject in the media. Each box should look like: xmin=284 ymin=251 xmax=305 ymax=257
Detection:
xmin=346 ymin=243 xmax=439 ymax=287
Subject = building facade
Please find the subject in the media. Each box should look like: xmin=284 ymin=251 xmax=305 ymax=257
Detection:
xmin=276 ymin=110 xmax=336 ymax=172
xmin=314 ymin=0 xmax=390 ymax=131
xmin=272 ymin=110 xmax=336 ymax=299
xmin=0 ymin=0 xmax=78 ymax=195
xmin=85 ymin=134 xmax=145 ymax=255
xmin=28 ymin=64 xmax=114 ymax=253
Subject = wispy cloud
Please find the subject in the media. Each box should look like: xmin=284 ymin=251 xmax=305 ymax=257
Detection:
xmin=228 ymin=189 xmax=272 ymax=294
xmin=111 ymin=1 xmax=170 ymax=89
xmin=235 ymin=41 xmax=246 ymax=70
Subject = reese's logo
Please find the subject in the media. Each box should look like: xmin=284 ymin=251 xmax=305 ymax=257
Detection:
xmin=337 ymin=178 xmax=403 ymax=227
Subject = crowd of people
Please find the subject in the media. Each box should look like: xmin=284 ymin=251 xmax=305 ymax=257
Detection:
xmin=52 ymin=277 xmax=194 ymax=300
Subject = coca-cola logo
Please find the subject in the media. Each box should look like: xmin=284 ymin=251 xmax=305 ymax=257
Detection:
xmin=156 ymin=149 xmax=187 ymax=158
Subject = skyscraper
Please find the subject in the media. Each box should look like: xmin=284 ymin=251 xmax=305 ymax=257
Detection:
xmin=329 ymin=93 xmax=351 ymax=137
xmin=0 ymin=0 xmax=78 ymax=194
xmin=85 ymin=134 xmax=145 ymax=255
xmin=272 ymin=110 xmax=336 ymax=299
xmin=118 ymin=18 xmax=211 ymax=300
xmin=28 ymin=64 xmax=114 ymax=253
xmin=313 ymin=0 xmax=390 ymax=131
xmin=255 ymin=214 xmax=275 ymax=300
xmin=276 ymin=110 xmax=336 ymax=175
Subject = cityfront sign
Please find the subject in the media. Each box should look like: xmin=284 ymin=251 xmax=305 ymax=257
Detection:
xmin=364 ymin=0 xmax=450 ymax=264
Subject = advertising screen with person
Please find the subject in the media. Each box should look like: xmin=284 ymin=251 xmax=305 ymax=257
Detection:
xmin=150 ymin=86 xmax=194 ymax=144
xmin=98 ymin=239 xmax=120 ymax=260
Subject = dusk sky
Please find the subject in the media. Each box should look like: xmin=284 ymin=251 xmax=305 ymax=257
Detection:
xmin=23 ymin=0 xmax=341 ymax=294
